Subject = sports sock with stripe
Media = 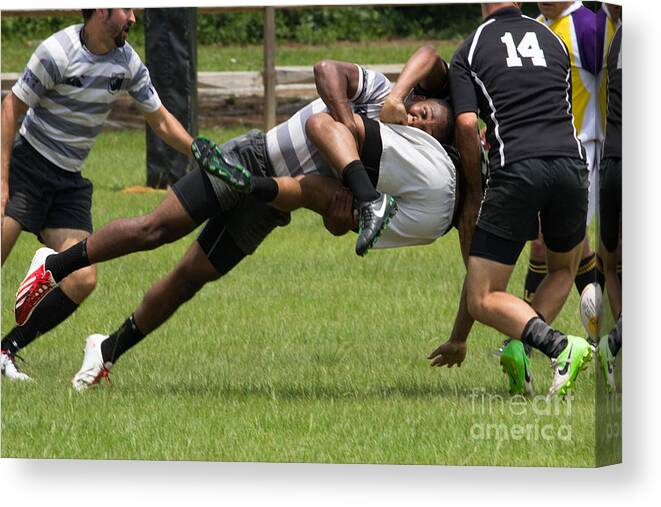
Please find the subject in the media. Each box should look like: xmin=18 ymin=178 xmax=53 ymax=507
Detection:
xmin=523 ymin=259 xmax=547 ymax=304
xmin=574 ymin=252 xmax=604 ymax=295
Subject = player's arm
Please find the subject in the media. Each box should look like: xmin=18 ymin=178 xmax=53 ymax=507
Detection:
xmin=381 ymin=45 xmax=447 ymax=125
xmin=449 ymin=40 xmax=483 ymax=258
xmin=1 ymin=92 xmax=28 ymax=216
xmin=143 ymin=106 xmax=194 ymax=157
xmin=454 ymin=112 xmax=483 ymax=261
xmin=428 ymin=279 xmax=473 ymax=368
xmin=428 ymin=220 xmax=476 ymax=368
xmin=313 ymin=60 xmax=361 ymax=138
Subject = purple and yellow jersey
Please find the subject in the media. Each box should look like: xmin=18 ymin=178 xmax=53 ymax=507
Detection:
xmin=537 ymin=2 xmax=598 ymax=143
xmin=596 ymin=4 xmax=619 ymax=141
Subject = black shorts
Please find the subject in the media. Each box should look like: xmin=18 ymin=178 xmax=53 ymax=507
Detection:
xmin=171 ymin=129 xmax=290 ymax=262
xmin=477 ymin=157 xmax=588 ymax=253
xmin=5 ymin=136 xmax=93 ymax=239
xmin=599 ymin=157 xmax=621 ymax=253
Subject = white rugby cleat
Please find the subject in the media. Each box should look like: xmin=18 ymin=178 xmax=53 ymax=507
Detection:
xmin=1 ymin=349 xmax=31 ymax=381
xmin=72 ymin=334 xmax=113 ymax=392
xmin=15 ymin=247 xmax=58 ymax=325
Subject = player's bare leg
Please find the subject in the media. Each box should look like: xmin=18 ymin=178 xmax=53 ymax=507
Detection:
xmin=1 ymin=215 xmax=22 ymax=265
xmin=72 ymin=239 xmax=238 ymax=390
xmin=85 ymin=190 xmax=196 ymax=264
xmin=41 ymin=228 xmax=96 ymax=304
xmin=466 ymin=257 xmax=535 ymax=339
xmin=530 ymin=243 xmax=583 ymax=324
xmin=2 ymin=228 xmax=94 ymax=380
xmin=133 ymin=241 xmax=223 ymax=335
xmin=269 ymin=174 xmax=343 ymax=215
xmin=600 ymin=240 xmax=621 ymax=320
xmin=305 ymin=112 xmax=363 ymax=170
xmin=466 ymin=247 xmax=592 ymax=397
xmin=306 ymin=112 xmax=397 ymax=255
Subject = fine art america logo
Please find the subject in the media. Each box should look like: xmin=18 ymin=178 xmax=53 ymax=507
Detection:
xmin=468 ymin=388 xmax=573 ymax=442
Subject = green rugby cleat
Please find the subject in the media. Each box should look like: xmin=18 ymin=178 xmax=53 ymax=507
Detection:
xmin=499 ymin=340 xmax=534 ymax=396
xmin=548 ymin=335 xmax=593 ymax=398
xmin=597 ymin=335 xmax=617 ymax=393
xmin=192 ymin=136 xmax=253 ymax=192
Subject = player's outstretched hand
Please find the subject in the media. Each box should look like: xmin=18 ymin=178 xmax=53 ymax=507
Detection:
xmin=428 ymin=340 xmax=467 ymax=368
xmin=380 ymin=96 xmax=408 ymax=125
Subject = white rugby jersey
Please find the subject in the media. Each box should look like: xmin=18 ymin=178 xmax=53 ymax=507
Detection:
xmin=266 ymin=65 xmax=391 ymax=178
xmin=374 ymin=123 xmax=456 ymax=249
xmin=12 ymin=24 xmax=162 ymax=172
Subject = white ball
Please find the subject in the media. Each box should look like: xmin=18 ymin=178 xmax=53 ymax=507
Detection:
xmin=579 ymin=282 xmax=603 ymax=339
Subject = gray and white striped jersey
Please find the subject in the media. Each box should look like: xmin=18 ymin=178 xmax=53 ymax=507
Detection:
xmin=266 ymin=65 xmax=392 ymax=178
xmin=12 ymin=24 xmax=162 ymax=172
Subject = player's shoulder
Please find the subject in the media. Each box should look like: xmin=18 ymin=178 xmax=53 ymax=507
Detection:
xmin=33 ymin=24 xmax=82 ymax=70
xmin=39 ymin=24 xmax=83 ymax=58
xmin=114 ymin=40 xmax=144 ymax=72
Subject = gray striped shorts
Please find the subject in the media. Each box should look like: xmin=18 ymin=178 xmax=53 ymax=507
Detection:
xmin=201 ymin=130 xmax=291 ymax=254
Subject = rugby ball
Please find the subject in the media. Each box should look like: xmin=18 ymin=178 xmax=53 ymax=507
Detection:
xmin=579 ymin=282 xmax=603 ymax=339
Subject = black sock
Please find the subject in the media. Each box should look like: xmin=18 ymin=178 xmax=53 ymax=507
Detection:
xmin=101 ymin=314 xmax=146 ymax=364
xmin=523 ymin=260 xmax=547 ymax=304
xmin=520 ymin=316 xmax=568 ymax=359
xmin=1 ymin=287 xmax=78 ymax=354
xmin=608 ymin=316 xmax=622 ymax=356
xmin=574 ymin=253 xmax=599 ymax=295
xmin=252 ymin=177 xmax=279 ymax=202
xmin=45 ymin=239 xmax=90 ymax=283
xmin=342 ymin=160 xmax=379 ymax=203
xmin=595 ymin=254 xmax=606 ymax=291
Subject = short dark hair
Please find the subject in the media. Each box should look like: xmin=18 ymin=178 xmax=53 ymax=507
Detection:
xmin=429 ymin=98 xmax=455 ymax=145
xmin=82 ymin=10 xmax=95 ymax=22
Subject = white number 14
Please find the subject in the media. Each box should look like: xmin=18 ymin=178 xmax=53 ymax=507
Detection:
xmin=500 ymin=32 xmax=547 ymax=67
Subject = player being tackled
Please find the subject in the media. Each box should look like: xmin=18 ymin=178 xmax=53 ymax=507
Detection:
xmin=193 ymin=135 xmax=398 ymax=257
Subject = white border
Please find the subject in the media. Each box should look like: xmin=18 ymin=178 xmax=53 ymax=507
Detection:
xmin=2 ymin=0 xmax=659 ymax=506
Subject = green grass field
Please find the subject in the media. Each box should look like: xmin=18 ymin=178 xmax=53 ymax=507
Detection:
xmin=0 ymin=38 xmax=461 ymax=73
xmin=1 ymin=128 xmax=620 ymax=466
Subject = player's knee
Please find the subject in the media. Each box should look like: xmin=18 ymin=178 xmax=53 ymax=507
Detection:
xmin=305 ymin=112 xmax=332 ymax=141
xmin=466 ymin=290 xmax=486 ymax=322
xmin=140 ymin=214 xmax=176 ymax=249
xmin=173 ymin=262 xmax=219 ymax=300
xmin=69 ymin=265 xmax=97 ymax=298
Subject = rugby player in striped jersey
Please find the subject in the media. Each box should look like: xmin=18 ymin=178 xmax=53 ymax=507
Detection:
xmin=1 ymin=9 xmax=195 ymax=381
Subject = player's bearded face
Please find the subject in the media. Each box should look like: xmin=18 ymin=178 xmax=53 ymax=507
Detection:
xmin=106 ymin=9 xmax=135 ymax=47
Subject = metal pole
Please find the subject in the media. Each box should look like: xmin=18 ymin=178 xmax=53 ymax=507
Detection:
xmin=263 ymin=6 xmax=276 ymax=131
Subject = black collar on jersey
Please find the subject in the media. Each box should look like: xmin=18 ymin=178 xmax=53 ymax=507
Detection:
xmin=485 ymin=6 xmax=522 ymax=22
xmin=79 ymin=25 xmax=88 ymax=49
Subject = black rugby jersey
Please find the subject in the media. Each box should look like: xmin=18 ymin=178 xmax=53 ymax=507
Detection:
xmin=450 ymin=6 xmax=585 ymax=171
xmin=602 ymin=26 xmax=622 ymax=160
